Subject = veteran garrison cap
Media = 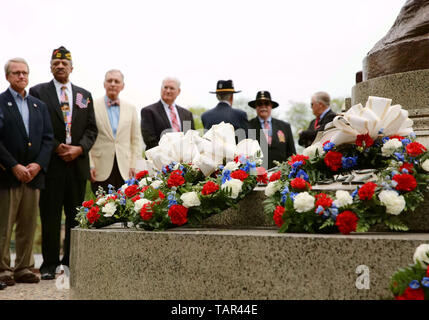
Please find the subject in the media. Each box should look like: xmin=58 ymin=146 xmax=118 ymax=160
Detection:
xmin=51 ymin=46 xmax=72 ymax=61
xmin=209 ymin=80 xmax=241 ymax=94
xmin=248 ymin=91 xmax=279 ymax=109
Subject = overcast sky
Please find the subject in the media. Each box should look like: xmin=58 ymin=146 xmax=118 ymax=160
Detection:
xmin=1 ymin=0 xmax=407 ymax=114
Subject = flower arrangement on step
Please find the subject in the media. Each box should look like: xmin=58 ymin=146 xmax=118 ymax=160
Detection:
xmin=263 ymin=96 xmax=429 ymax=234
xmin=76 ymin=122 xmax=265 ymax=230
xmin=390 ymin=244 xmax=429 ymax=300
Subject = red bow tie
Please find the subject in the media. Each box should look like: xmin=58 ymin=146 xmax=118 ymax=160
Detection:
xmin=107 ymin=99 xmax=120 ymax=107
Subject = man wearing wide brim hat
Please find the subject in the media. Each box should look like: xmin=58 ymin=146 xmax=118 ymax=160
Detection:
xmin=248 ymin=91 xmax=296 ymax=169
xmin=201 ymin=80 xmax=248 ymax=138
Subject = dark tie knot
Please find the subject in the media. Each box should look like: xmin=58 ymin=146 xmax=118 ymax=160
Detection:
xmin=108 ymin=99 xmax=120 ymax=107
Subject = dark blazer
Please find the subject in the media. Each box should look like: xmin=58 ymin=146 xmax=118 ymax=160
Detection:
xmin=249 ymin=117 xmax=296 ymax=169
xmin=29 ymin=81 xmax=97 ymax=180
xmin=201 ymin=102 xmax=249 ymax=134
xmin=0 ymin=89 xmax=54 ymax=189
xmin=141 ymin=100 xmax=195 ymax=150
xmin=298 ymin=109 xmax=337 ymax=148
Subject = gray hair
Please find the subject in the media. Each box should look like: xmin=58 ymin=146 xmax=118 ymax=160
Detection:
xmin=312 ymin=91 xmax=330 ymax=107
xmin=162 ymin=77 xmax=181 ymax=89
xmin=105 ymin=69 xmax=124 ymax=82
xmin=216 ymin=93 xmax=233 ymax=102
xmin=4 ymin=57 xmax=29 ymax=75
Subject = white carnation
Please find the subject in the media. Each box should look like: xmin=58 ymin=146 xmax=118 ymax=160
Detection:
xmin=102 ymin=202 xmax=117 ymax=217
xmin=223 ymin=161 xmax=240 ymax=172
xmin=180 ymin=191 xmax=201 ymax=208
xmin=221 ymin=178 xmax=243 ymax=199
xmin=134 ymin=198 xmax=152 ymax=212
xmin=378 ymin=190 xmax=405 ymax=215
xmin=421 ymin=159 xmax=429 ymax=172
xmin=120 ymin=183 xmax=128 ymax=193
xmin=264 ymin=181 xmax=282 ymax=197
xmin=293 ymin=192 xmax=315 ymax=213
xmin=413 ymin=244 xmax=429 ymax=268
xmin=96 ymin=197 xmax=107 ymax=206
xmin=333 ymin=190 xmax=353 ymax=208
xmin=150 ymin=180 xmax=163 ymax=189
xmin=138 ymin=177 xmax=152 ymax=188
xmin=381 ymin=139 xmax=403 ymax=157
xmin=303 ymin=142 xmax=324 ymax=160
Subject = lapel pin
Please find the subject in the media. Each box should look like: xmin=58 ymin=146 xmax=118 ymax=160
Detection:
xmin=34 ymin=103 xmax=38 ymax=108
xmin=7 ymin=102 xmax=12 ymax=106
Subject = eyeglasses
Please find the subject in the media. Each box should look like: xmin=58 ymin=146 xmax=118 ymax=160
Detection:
xmin=256 ymin=101 xmax=271 ymax=107
xmin=10 ymin=71 xmax=29 ymax=76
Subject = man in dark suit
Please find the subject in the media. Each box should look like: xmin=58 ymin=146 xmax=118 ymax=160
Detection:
xmin=141 ymin=77 xmax=195 ymax=150
xmin=298 ymin=91 xmax=336 ymax=148
xmin=248 ymin=91 xmax=295 ymax=169
xmin=0 ymin=58 xmax=53 ymax=286
xmin=201 ymin=80 xmax=248 ymax=141
xmin=29 ymin=46 xmax=97 ymax=280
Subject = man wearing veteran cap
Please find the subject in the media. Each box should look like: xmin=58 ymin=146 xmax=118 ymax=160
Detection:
xmin=201 ymin=80 xmax=249 ymax=139
xmin=248 ymin=91 xmax=295 ymax=169
xmin=29 ymin=46 xmax=97 ymax=280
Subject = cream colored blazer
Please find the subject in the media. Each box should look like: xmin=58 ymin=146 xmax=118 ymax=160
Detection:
xmin=89 ymin=97 xmax=143 ymax=181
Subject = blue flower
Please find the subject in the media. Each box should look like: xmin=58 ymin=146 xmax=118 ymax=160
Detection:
xmin=382 ymin=137 xmax=390 ymax=144
xmin=292 ymin=161 xmax=303 ymax=169
xmin=222 ymin=169 xmax=231 ymax=184
xmin=391 ymin=170 xmax=399 ymax=178
xmin=393 ymin=152 xmax=405 ymax=162
xmin=84 ymin=208 xmax=89 ymax=213
xmin=289 ymin=192 xmax=298 ymax=201
xmin=342 ymin=156 xmax=358 ymax=170
xmin=329 ymin=207 xmax=339 ymax=220
xmin=296 ymin=169 xmax=309 ymax=181
xmin=351 ymin=187 xmax=359 ymax=199
xmin=108 ymin=184 xmax=114 ymax=190
xmin=316 ymin=205 xmax=324 ymax=215
xmin=410 ymin=132 xmax=416 ymax=139
xmin=323 ymin=142 xmax=335 ymax=152
xmin=409 ymin=280 xmax=420 ymax=289
xmin=281 ymin=186 xmax=290 ymax=195
xmin=119 ymin=197 xmax=126 ymax=206
xmin=422 ymin=277 xmax=429 ymax=288
xmin=401 ymin=138 xmax=411 ymax=146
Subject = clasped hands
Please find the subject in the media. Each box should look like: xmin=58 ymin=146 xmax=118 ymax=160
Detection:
xmin=56 ymin=143 xmax=83 ymax=162
xmin=12 ymin=163 xmax=41 ymax=183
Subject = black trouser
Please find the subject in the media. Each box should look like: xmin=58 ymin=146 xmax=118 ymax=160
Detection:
xmin=39 ymin=165 xmax=86 ymax=274
xmin=91 ymin=156 xmax=124 ymax=196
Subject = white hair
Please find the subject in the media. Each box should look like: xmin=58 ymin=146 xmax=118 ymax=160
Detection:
xmin=162 ymin=77 xmax=181 ymax=89
xmin=312 ymin=91 xmax=330 ymax=107
xmin=4 ymin=57 xmax=29 ymax=75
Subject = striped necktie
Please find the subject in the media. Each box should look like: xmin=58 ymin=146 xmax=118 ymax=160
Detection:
xmin=169 ymin=105 xmax=180 ymax=132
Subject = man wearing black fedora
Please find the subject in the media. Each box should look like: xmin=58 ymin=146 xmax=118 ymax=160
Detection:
xmin=248 ymin=91 xmax=295 ymax=169
xmin=201 ymin=80 xmax=248 ymax=139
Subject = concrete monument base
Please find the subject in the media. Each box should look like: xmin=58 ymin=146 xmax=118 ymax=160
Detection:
xmin=70 ymin=227 xmax=429 ymax=300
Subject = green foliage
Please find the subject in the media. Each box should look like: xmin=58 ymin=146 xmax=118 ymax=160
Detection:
xmin=390 ymin=263 xmax=427 ymax=297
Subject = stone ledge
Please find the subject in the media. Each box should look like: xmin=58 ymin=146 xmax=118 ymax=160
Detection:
xmin=70 ymin=227 xmax=429 ymax=300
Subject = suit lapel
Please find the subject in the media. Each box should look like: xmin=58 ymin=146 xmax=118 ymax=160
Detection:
xmin=157 ymin=101 xmax=171 ymax=129
xmin=3 ymin=90 xmax=29 ymax=140
xmin=47 ymin=80 xmax=64 ymax=123
xmin=27 ymin=96 xmax=38 ymax=140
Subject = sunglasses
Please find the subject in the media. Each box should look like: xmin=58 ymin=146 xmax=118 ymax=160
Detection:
xmin=256 ymin=101 xmax=271 ymax=107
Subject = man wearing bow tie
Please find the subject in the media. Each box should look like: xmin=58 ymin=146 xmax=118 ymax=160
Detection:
xmin=29 ymin=46 xmax=97 ymax=280
xmin=89 ymin=70 xmax=142 ymax=194
xmin=0 ymin=58 xmax=53 ymax=286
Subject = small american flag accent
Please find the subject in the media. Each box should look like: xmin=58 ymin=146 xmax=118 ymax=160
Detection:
xmin=76 ymin=92 xmax=89 ymax=109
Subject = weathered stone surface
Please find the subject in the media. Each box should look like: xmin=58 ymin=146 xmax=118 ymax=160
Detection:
xmin=363 ymin=0 xmax=429 ymax=80
xmin=70 ymin=228 xmax=429 ymax=300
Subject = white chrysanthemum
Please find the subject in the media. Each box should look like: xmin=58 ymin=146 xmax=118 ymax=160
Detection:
xmin=413 ymin=244 xmax=429 ymax=268
xmin=264 ymin=181 xmax=282 ymax=197
xmin=293 ymin=192 xmax=315 ymax=213
xmin=138 ymin=177 xmax=152 ymax=188
xmin=96 ymin=197 xmax=107 ymax=206
xmin=150 ymin=180 xmax=163 ymax=189
xmin=221 ymin=178 xmax=243 ymax=199
xmin=180 ymin=191 xmax=201 ymax=208
xmin=421 ymin=159 xmax=429 ymax=172
xmin=381 ymin=139 xmax=403 ymax=157
xmin=333 ymin=190 xmax=353 ymax=208
xmin=134 ymin=198 xmax=152 ymax=212
xmin=378 ymin=190 xmax=406 ymax=215
xmin=102 ymin=202 xmax=117 ymax=217
xmin=223 ymin=161 xmax=240 ymax=172
xmin=302 ymin=142 xmax=325 ymax=160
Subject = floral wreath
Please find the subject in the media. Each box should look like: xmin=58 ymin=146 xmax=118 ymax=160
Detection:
xmin=263 ymin=97 xmax=429 ymax=235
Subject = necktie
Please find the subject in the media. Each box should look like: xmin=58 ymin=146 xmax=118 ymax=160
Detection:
xmin=169 ymin=105 xmax=180 ymax=132
xmin=314 ymin=116 xmax=320 ymax=129
xmin=60 ymin=86 xmax=72 ymax=144
xmin=264 ymin=120 xmax=272 ymax=146
xmin=107 ymin=99 xmax=120 ymax=107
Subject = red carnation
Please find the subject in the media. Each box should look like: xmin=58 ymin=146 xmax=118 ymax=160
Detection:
xmin=315 ymin=193 xmax=333 ymax=209
xmin=201 ymin=181 xmax=219 ymax=195
xmin=273 ymin=206 xmax=285 ymax=228
xmin=389 ymin=135 xmax=405 ymax=141
xmin=140 ymin=203 xmax=154 ymax=221
xmin=125 ymin=185 xmax=139 ymax=198
xmin=158 ymin=190 xmax=165 ymax=199
xmin=392 ymin=173 xmax=417 ymax=192
xmin=86 ymin=206 xmax=100 ymax=224
xmin=399 ymin=162 xmax=414 ymax=174
xmin=256 ymin=167 xmax=268 ymax=184
xmin=406 ymin=142 xmax=427 ymax=157
xmin=230 ymin=169 xmax=249 ymax=181
xmin=269 ymin=171 xmax=282 ymax=182
xmin=324 ymin=151 xmax=343 ymax=171
xmin=356 ymin=133 xmax=374 ymax=148
xmin=167 ymin=173 xmax=185 ymax=188
xmin=168 ymin=204 xmax=188 ymax=226
xmin=135 ymin=170 xmax=149 ymax=180
xmin=131 ymin=195 xmax=141 ymax=202
xmin=395 ymin=287 xmax=425 ymax=300
xmin=141 ymin=186 xmax=150 ymax=193
xmin=335 ymin=211 xmax=358 ymax=235
xmin=288 ymin=154 xmax=309 ymax=166
xmin=82 ymin=199 xmax=94 ymax=208
xmin=358 ymin=182 xmax=377 ymax=200
xmin=290 ymin=177 xmax=310 ymax=190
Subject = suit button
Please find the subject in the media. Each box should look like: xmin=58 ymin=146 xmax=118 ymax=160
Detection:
xmin=28 ymin=142 xmax=32 ymax=147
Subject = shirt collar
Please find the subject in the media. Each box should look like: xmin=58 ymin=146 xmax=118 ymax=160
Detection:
xmin=161 ymin=98 xmax=176 ymax=109
xmin=219 ymin=100 xmax=231 ymax=106
xmin=258 ymin=116 xmax=272 ymax=123
xmin=53 ymin=78 xmax=72 ymax=92
xmin=8 ymin=87 xmax=28 ymax=100
xmin=319 ymin=107 xmax=331 ymax=120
